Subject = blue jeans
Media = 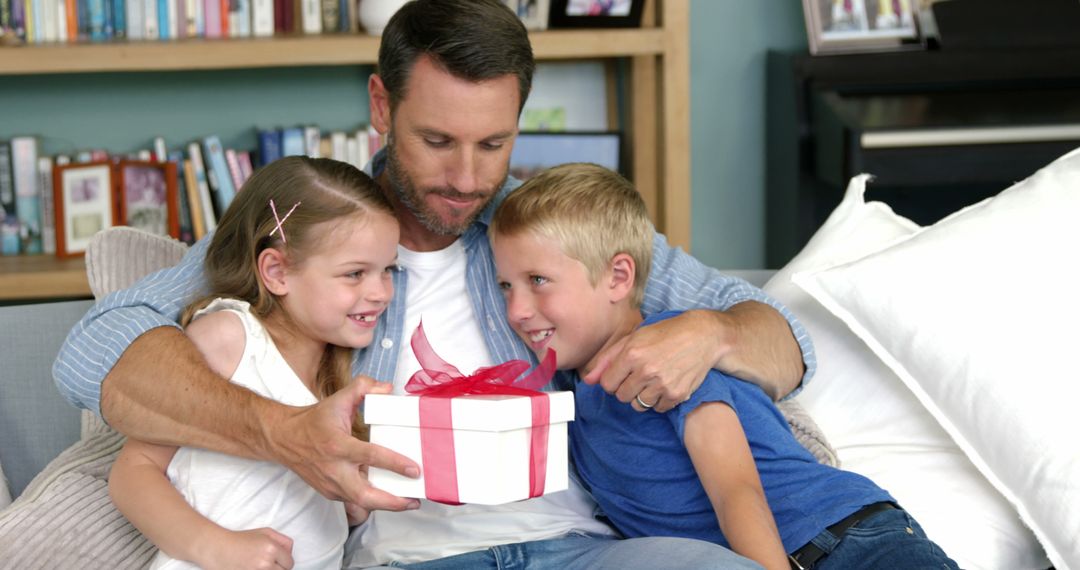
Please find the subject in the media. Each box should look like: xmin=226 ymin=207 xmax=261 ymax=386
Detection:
xmin=380 ymin=531 xmax=762 ymax=570
xmin=811 ymin=507 xmax=959 ymax=570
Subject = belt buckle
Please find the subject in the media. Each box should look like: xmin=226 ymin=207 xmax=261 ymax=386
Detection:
xmin=788 ymin=554 xmax=807 ymax=570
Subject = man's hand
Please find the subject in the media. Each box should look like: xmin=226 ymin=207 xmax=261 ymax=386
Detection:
xmin=583 ymin=311 xmax=718 ymax=413
xmin=198 ymin=527 xmax=295 ymax=570
xmin=261 ymin=375 xmax=421 ymax=513
xmin=582 ymin=303 xmax=804 ymax=411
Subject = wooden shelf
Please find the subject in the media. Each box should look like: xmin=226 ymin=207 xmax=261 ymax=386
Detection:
xmin=0 ymin=29 xmax=666 ymax=75
xmin=0 ymin=256 xmax=90 ymax=300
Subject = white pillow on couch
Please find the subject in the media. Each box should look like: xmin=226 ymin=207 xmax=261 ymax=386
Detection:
xmin=766 ymin=174 xmax=1048 ymax=569
xmin=794 ymin=148 xmax=1080 ymax=570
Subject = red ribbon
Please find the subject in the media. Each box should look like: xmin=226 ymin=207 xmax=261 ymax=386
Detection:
xmin=405 ymin=321 xmax=556 ymax=504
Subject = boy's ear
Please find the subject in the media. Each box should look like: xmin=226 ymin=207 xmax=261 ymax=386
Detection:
xmin=369 ymin=74 xmax=391 ymax=135
xmin=607 ymin=253 xmax=636 ymax=303
xmin=258 ymin=248 xmax=290 ymax=296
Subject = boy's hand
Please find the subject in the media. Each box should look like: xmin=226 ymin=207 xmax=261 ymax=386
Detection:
xmin=583 ymin=311 xmax=716 ymax=413
xmin=199 ymin=527 xmax=294 ymax=570
xmin=262 ymin=375 xmax=421 ymax=513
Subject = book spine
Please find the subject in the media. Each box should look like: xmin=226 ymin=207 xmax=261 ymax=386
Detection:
xmin=200 ymin=0 xmax=217 ymax=37
xmin=256 ymin=128 xmax=282 ymax=167
xmin=217 ymin=0 xmax=226 ymax=36
xmin=181 ymin=159 xmax=205 ymax=241
xmin=125 ymin=0 xmax=141 ymax=39
xmin=236 ymin=150 xmax=253 ymax=183
xmin=330 ymin=130 xmax=346 ymax=162
xmin=156 ymin=0 xmax=166 ymax=38
xmin=86 ymin=0 xmax=106 ymax=40
xmin=280 ymin=127 xmax=304 ymax=157
xmin=10 ymin=136 xmax=42 ymax=255
xmin=303 ymin=125 xmax=320 ymax=158
xmin=186 ymin=142 xmax=216 ymax=232
xmin=169 ymin=151 xmax=194 ymax=244
xmin=318 ymin=0 xmax=333 ymax=33
xmin=143 ymin=0 xmax=157 ymax=39
xmin=202 ymin=135 xmax=236 ymax=218
xmin=0 ymin=0 xmax=10 ymax=38
xmin=299 ymin=0 xmax=316 ymax=33
xmin=172 ymin=0 xmax=184 ymax=37
xmin=26 ymin=0 xmax=37 ymax=43
xmin=109 ymin=0 xmax=123 ymax=37
xmin=41 ymin=0 xmax=57 ymax=43
xmin=224 ymin=148 xmax=244 ymax=191
xmin=9 ymin=0 xmax=25 ymax=41
xmin=250 ymin=0 xmax=270 ymax=36
xmin=36 ymin=156 xmax=55 ymax=255
xmin=0 ymin=140 xmax=20 ymax=256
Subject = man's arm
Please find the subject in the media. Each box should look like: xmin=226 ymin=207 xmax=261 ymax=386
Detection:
xmin=583 ymin=233 xmax=814 ymax=411
xmin=54 ymin=236 xmax=420 ymax=511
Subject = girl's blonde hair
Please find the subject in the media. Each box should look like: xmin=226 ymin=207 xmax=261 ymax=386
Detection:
xmin=489 ymin=163 xmax=653 ymax=307
xmin=181 ymin=156 xmax=395 ymax=439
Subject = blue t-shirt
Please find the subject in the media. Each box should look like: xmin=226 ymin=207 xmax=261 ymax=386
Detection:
xmin=569 ymin=311 xmax=892 ymax=553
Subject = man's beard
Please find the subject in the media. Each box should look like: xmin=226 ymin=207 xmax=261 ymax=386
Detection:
xmin=384 ymin=137 xmax=504 ymax=237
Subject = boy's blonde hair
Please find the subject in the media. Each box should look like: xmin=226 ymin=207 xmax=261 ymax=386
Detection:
xmin=490 ymin=163 xmax=653 ymax=307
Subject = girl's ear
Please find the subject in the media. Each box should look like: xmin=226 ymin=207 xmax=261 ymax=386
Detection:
xmin=258 ymin=248 xmax=290 ymax=296
xmin=369 ymin=74 xmax=391 ymax=135
xmin=607 ymin=253 xmax=636 ymax=303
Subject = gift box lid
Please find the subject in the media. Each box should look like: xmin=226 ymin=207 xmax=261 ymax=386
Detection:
xmin=364 ymin=391 xmax=574 ymax=431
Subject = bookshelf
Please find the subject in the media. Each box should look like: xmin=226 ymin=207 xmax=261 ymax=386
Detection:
xmin=0 ymin=0 xmax=689 ymax=301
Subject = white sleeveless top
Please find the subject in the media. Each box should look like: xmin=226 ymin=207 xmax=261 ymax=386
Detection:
xmin=151 ymin=298 xmax=348 ymax=570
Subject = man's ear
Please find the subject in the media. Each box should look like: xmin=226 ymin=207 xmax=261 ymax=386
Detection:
xmin=607 ymin=253 xmax=636 ymax=303
xmin=258 ymin=248 xmax=290 ymax=296
xmin=369 ymin=74 xmax=392 ymax=135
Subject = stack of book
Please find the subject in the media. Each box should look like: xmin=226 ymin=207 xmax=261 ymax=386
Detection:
xmin=0 ymin=0 xmax=359 ymax=44
xmin=0 ymin=122 xmax=382 ymax=257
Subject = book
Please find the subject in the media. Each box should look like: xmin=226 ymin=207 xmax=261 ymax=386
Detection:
xmin=228 ymin=0 xmax=249 ymax=36
xmin=182 ymin=158 xmax=207 ymax=241
xmin=0 ymin=140 xmax=20 ymax=256
xmin=169 ymin=151 xmax=195 ymax=244
xmin=250 ymin=0 xmax=271 ymax=36
xmin=202 ymin=0 xmax=218 ymax=37
xmin=318 ymin=0 xmax=335 ymax=32
xmin=281 ymin=126 xmax=305 ymax=157
xmin=143 ymin=0 xmax=158 ymax=39
xmin=110 ymin=0 xmax=124 ymax=38
xmin=256 ymin=128 xmax=282 ymax=167
xmin=186 ymin=142 xmax=216 ymax=232
xmin=36 ymin=156 xmax=55 ymax=255
xmin=201 ymin=135 xmax=236 ymax=218
xmin=330 ymin=130 xmax=346 ymax=162
xmin=224 ymin=148 xmax=244 ymax=191
xmin=303 ymin=125 xmax=321 ymax=158
xmin=125 ymin=0 xmax=142 ymax=39
xmin=10 ymin=136 xmax=42 ymax=254
xmin=236 ymin=150 xmax=254 ymax=182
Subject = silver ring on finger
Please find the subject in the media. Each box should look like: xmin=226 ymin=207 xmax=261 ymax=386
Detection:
xmin=635 ymin=394 xmax=654 ymax=409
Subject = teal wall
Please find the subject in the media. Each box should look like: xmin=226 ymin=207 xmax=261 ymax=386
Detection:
xmin=0 ymin=67 xmax=369 ymax=156
xmin=689 ymin=0 xmax=808 ymax=269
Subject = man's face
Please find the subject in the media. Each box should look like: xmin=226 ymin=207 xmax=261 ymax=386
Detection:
xmin=380 ymin=56 xmax=521 ymax=238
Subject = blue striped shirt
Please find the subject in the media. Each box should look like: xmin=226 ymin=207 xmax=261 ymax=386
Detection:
xmin=53 ymin=152 xmax=816 ymax=416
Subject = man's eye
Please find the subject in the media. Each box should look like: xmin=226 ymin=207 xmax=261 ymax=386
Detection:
xmin=425 ymin=138 xmax=450 ymax=148
xmin=480 ymin=141 xmax=505 ymax=151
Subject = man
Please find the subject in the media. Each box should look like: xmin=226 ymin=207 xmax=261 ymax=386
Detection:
xmin=55 ymin=1 xmax=814 ymax=567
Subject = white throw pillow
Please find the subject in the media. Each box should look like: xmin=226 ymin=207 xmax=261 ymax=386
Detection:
xmin=0 ymin=460 xmax=10 ymax=509
xmin=766 ymin=175 xmax=1048 ymax=569
xmin=795 ymin=148 xmax=1080 ymax=570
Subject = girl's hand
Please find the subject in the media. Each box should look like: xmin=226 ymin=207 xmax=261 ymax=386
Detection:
xmin=198 ymin=527 xmax=295 ymax=570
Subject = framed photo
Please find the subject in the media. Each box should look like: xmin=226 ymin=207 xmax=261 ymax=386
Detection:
xmin=548 ymin=0 xmax=644 ymax=29
xmin=510 ymin=131 xmax=622 ymax=181
xmin=52 ymin=161 xmax=117 ymax=258
xmin=116 ymin=160 xmax=180 ymax=239
xmin=502 ymin=0 xmax=550 ymax=31
xmin=802 ymin=0 xmax=921 ymax=54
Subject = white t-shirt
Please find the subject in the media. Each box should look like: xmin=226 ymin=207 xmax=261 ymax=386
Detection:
xmin=347 ymin=240 xmax=614 ymax=567
xmin=154 ymin=299 xmax=348 ymax=570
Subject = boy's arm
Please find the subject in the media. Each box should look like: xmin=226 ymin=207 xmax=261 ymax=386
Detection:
xmin=584 ymin=233 xmax=815 ymax=410
xmin=54 ymin=237 xmax=419 ymax=511
xmin=109 ymin=439 xmax=296 ymax=569
xmin=684 ymin=402 xmax=789 ymax=570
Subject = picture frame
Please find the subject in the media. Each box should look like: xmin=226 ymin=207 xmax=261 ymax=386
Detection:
xmin=52 ymin=161 xmax=117 ymax=259
xmin=509 ymin=131 xmax=622 ymax=181
xmin=547 ymin=0 xmax=644 ymax=29
xmin=802 ymin=0 xmax=922 ymax=54
xmin=116 ymin=159 xmax=180 ymax=240
xmin=502 ymin=0 xmax=550 ymax=31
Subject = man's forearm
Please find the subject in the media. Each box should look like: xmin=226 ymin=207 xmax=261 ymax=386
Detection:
xmin=704 ymin=302 xmax=804 ymax=400
xmin=102 ymin=326 xmax=281 ymax=460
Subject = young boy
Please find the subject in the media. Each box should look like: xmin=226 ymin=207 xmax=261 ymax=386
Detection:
xmin=488 ymin=163 xmax=959 ymax=570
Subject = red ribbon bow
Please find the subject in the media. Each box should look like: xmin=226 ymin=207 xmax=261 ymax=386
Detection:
xmin=405 ymin=321 xmax=556 ymax=504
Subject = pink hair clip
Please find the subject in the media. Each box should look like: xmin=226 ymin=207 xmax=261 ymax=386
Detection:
xmin=269 ymin=199 xmax=301 ymax=243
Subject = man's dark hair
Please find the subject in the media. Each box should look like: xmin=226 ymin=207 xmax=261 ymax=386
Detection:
xmin=378 ymin=0 xmax=535 ymax=113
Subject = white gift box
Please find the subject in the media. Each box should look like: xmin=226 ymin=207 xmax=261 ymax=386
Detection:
xmin=365 ymin=391 xmax=574 ymax=505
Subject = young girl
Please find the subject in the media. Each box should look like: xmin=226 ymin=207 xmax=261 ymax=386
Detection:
xmin=109 ymin=156 xmax=400 ymax=570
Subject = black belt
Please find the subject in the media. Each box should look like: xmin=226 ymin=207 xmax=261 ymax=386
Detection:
xmin=788 ymin=502 xmax=897 ymax=570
